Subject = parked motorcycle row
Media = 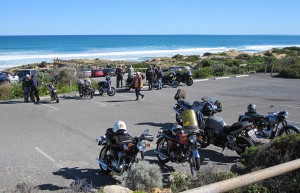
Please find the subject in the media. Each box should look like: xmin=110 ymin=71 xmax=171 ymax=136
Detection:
xmin=96 ymin=89 xmax=299 ymax=176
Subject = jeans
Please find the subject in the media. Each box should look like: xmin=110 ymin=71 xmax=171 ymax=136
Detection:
xmin=148 ymin=79 xmax=153 ymax=90
xmin=157 ymin=78 xmax=162 ymax=89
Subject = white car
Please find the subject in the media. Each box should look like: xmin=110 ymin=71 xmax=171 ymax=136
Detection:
xmin=0 ymin=72 xmax=19 ymax=83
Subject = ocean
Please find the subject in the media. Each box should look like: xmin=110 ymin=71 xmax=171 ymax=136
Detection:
xmin=1 ymin=35 xmax=300 ymax=70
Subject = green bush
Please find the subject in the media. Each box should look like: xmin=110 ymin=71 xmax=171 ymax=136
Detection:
xmin=284 ymin=46 xmax=300 ymax=52
xmin=124 ymin=161 xmax=162 ymax=191
xmin=236 ymin=54 xmax=251 ymax=60
xmin=185 ymin=55 xmax=200 ymax=62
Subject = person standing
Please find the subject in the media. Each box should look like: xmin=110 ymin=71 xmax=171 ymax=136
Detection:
xmin=115 ymin=64 xmax=124 ymax=88
xmin=134 ymin=72 xmax=144 ymax=101
xmin=156 ymin=66 xmax=163 ymax=90
xmin=146 ymin=66 xmax=154 ymax=90
xmin=30 ymin=74 xmax=40 ymax=103
xmin=22 ymin=74 xmax=32 ymax=102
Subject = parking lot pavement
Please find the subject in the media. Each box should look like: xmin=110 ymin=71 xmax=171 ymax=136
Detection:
xmin=0 ymin=74 xmax=300 ymax=191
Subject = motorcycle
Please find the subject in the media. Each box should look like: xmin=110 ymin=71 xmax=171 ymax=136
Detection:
xmin=78 ymin=79 xmax=95 ymax=99
xmin=44 ymin=82 xmax=59 ymax=103
xmin=175 ymin=70 xmax=193 ymax=86
xmin=97 ymin=129 xmax=154 ymax=175
xmin=162 ymin=71 xmax=179 ymax=88
xmin=98 ymin=76 xmax=116 ymax=96
xmin=155 ymin=110 xmax=201 ymax=175
xmin=125 ymin=77 xmax=134 ymax=91
xmin=238 ymin=105 xmax=299 ymax=139
xmin=173 ymin=90 xmax=255 ymax=154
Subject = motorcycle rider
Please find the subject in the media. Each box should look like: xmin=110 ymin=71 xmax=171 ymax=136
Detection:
xmin=105 ymin=121 xmax=133 ymax=160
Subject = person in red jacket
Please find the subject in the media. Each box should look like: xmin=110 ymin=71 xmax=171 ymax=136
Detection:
xmin=134 ymin=72 xmax=144 ymax=101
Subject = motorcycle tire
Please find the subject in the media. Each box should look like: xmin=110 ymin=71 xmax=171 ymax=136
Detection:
xmin=107 ymin=87 xmax=116 ymax=96
xmin=90 ymin=91 xmax=94 ymax=99
xmin=186 ymin=78 xmax=193 ymax=86
xmin=176 ymin=114 xmax=183 ymax=126
xmin=278 ymin=125 xmax=299 ymax=136
xmin=189 ymin=156 xmax=201 ymax=175
xmin=171 ymin=81 xmax=179 ymax=88
xmin=235 ymin=136 xmax=255 ymax=155
xmin=99 ymin=146 xmax=111 ymax=174
xmin=79 ymin=92 xmax=83 ymax=98
xmin=156 ymin=137 xmax=170 ymax=164
xmin=54 ymin=94 xmax=59 ymax=103
xmin=99 ymin=89 xmax=104 ymax=96
xmin=126 ymin=86 xmax=131 ymax=92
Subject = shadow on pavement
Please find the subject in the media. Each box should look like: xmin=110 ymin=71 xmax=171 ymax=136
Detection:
xmin=106 ymin=99 xmax=134 ymax=103
xmin=136 ymin=122 xmax=174 ymax=130
xmin=199 ymin=149 xmax=240 ymax=165
xmin=36 ymin=167 xmax=121 ymax=191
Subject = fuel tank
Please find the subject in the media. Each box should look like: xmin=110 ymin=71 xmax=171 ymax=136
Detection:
xmin=206 ymin=116 xmax=226 ymax=135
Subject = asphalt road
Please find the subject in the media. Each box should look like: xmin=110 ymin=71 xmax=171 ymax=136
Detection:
xmin=0 ymin=74 xmax=299 ymax=191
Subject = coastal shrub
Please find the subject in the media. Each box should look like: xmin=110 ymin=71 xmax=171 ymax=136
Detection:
xmin=235 ymin=54 xmax=251 ymax=60
xmin=124 ymin=161 xmax=162 ymax=191
xmin=0 ymin=82 xmax=11 ymax=100
xmin=200 ymin=59 xmax=213 ymax=67
xmin=185 ymin=55 xmax=200 ymax=62
xmin=38 ymin=61 xmax=48 ymax=68
xmin=278 ymin=64 xmax=300 ymax=78
xmin=284 ymin=46 xmax=300 ymax=52
xmin=172 ymin=54 xmax=184 ymax=60
xmin=203 ymin=52 xmax=213 ymax=57
xmin=272 ymin=49 xmax=298 ymax=57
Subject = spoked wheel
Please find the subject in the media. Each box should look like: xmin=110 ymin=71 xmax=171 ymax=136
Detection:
xmin=53 ymin=93 xmax=59 ymax=103
xmin=189 ymin=155 xmax=201 ymax=175
xmin=279 ymin=125 xmax=299 ymax=136
xmin=99 ymin=146 xmax=111 ymax=174
xmin=99 ymin=89 xmax=104 ymax=96
xmin=90 ymin=90 xmax=94 ymax=99
xmin=171 ymin=81 xmax=179 ymax=88
xmin=186 ymin=78 xmax=193 ymax=86
xmin=235 ymin=136 xmax=255 ymax=155
xmin=107 ymin=87 xmax=116 ymax=96
xmin=156 ymin=137 xmax=170 ymax=164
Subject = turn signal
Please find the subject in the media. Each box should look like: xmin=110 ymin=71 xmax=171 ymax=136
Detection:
xmin=146 ymin=143 xmax=151 ymax=147
xmin=128 ymin=143 xmax=133 ymax=147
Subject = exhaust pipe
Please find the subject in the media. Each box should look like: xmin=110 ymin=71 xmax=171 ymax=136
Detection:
xmin=154 ymin=150 xmax=169 ymax=159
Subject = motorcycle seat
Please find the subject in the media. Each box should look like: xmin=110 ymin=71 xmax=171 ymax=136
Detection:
xmin=178 ymin=100 xmax=192 ymax=109
xmin=245 ymin=112 xmax=264 ymax=121
xmin=224 ymin=122 xmax=243 ymax=133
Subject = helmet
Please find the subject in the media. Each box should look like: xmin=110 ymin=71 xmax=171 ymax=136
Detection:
xmin=113 ymin=120 xmax=127 ymax=133
xmin=202 ymin=102 xmax=213 ymax=116
xmin=214 ymin=100 xmax=222 ymax=112
xmin=247 ymin=104 xmax=256 ymax=113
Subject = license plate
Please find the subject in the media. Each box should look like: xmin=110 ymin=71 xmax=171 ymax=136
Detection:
xmin=248 ymin=130 xmax=257 ymax=141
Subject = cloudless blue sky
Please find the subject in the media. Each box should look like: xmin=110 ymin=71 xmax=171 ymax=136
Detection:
xmin=1 ymin=0 xmax=300 ymax=35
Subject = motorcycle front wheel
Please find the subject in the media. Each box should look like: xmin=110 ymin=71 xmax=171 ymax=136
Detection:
xmin=189 ymin=155 xmax=200 ymax=175
xmin=186 ymin=78 xmax=193 ymax=86
xmin=156 ymin=137 xmax=170 ymax=164
xmin=99 ymin=146 xmax=111 ymax=174
xmin=107 ymin=87 xmax=116 ymax=96
xmin=90 ymin=90 xmax=94 ymax=99
xmin=235 ymin=136 xmax=255 ymax=155
xmin=53 ymin=93 xmax=59 ymax=103
xmin=278 ymin=125 xmax=299 ymax=136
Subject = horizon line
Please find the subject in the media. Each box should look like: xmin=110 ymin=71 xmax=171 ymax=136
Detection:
xmin=1 ymin=34 xmax=300 ymax=36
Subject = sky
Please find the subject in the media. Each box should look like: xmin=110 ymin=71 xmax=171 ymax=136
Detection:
xmin=0 ymin=0 xmax=300 ymax=35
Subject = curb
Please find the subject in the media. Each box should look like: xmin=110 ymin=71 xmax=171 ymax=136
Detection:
xmin=235 ymin=74 xmax=249 ymax=78
xmin=214 ymin=76 xmax=230 ymax=80
xmin=194 ymin=79 xmax=209 ymax=82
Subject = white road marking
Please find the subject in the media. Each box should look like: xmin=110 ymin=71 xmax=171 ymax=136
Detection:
xmin=214 ymin=76 xmax=230 ymax=80
xmin=194 ymin=79 xmax=209 ymax=82
xmin=87 ymin=100 xmax=106 ymax=106
xmin=280 ymin=105 xmax=300 ymax=109
xmin=235 ymin=75 xmax=249 ymax=78
xmin=35 ymin=147 xmax=56 ymax=163
xmin=289 ymin=120 xmax=300 ymax=124
xmin=41 ymin=104 xmax=60 ymax=111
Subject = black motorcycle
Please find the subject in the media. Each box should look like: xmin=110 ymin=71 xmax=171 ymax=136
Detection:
xmin=162 ymin=71 xmax=179 ymax=88
xmin=43 ymin=82 xmax=59 ymax=103
xmin=97 ymin=129 xmax=154 ymax=175
xmin=173 ymin=91 xmax=254 ymax=154
xmin=78 ymin=79 xmax=95 ymax=99
xmin=125 ymin=77 xmax=134 ymax=91
xmin=155 ymin=110 xmax=201 ymax=175
xmin=98 ymin=76 xmax=116 ymax=96
xmin=238 ymin=105 xmax=299 ymax=140
xmin=175 ymin=70 xmax=193 ymax=86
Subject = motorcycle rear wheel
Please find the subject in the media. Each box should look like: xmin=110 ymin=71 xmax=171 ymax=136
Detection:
xmin=186 ymin=78 xmax=193 ymax=86
xmin=99 ymin=146 xmax=111 ymax=174
xmin=171 ymin=81 xmax=179 ymax=88
xmin=90 ymin=91 xmax=94 ymax=99
xmin=107 ymin=87 xmax=116 ymax=96
xmin=156 ymin=138 xmax=170 ymax=164
xmin=99 ymin=89 xmax=104 ymax=96
xmin=235 ymin=136 xmax=255 ymax=155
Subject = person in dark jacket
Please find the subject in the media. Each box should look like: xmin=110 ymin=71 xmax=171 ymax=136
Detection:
xmin=115 ymin=64 xmax=124 ymax=88
xmin=146 ymin=66 xmax=154 ymax=90
xmin=22 ymin=74 xmax=32 ymax=102
xmin=30 ymin=74 xmax=40 ymax=103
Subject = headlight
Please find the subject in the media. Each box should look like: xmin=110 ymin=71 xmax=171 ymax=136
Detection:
xmin=189 ymin=135 xmax=197 ymax=143
xmin=137 ymin=141 xmax=147 ymax=151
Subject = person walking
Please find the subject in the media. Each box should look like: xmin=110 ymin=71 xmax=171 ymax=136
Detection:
xmin=22 ymin=74 xmax=32 ymax=102
xmin=30 ymin=74 xmax=40 ymax=103
xmin=146 ymin=66 xmax=154 ymax=90
xmin=156 ymin=66 xmax=163 ymax=90
xmin=134 ymin=72 xmax=144 ymax=101
xmin=115 ymin=64 xmax=124 ymax=88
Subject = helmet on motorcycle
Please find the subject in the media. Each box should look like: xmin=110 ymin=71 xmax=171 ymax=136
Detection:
xmin=106 ymin=76 xmax=110 ymax=81
xmin=202 ymin=102 xmax=213 ymax=116
xmin=214 ymin=100 xmax=222 ymax=112
xmin=247 ymin=104 xmax=256 ymax=113
xmin=113 ymin=120 xmax=127 ymax=133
